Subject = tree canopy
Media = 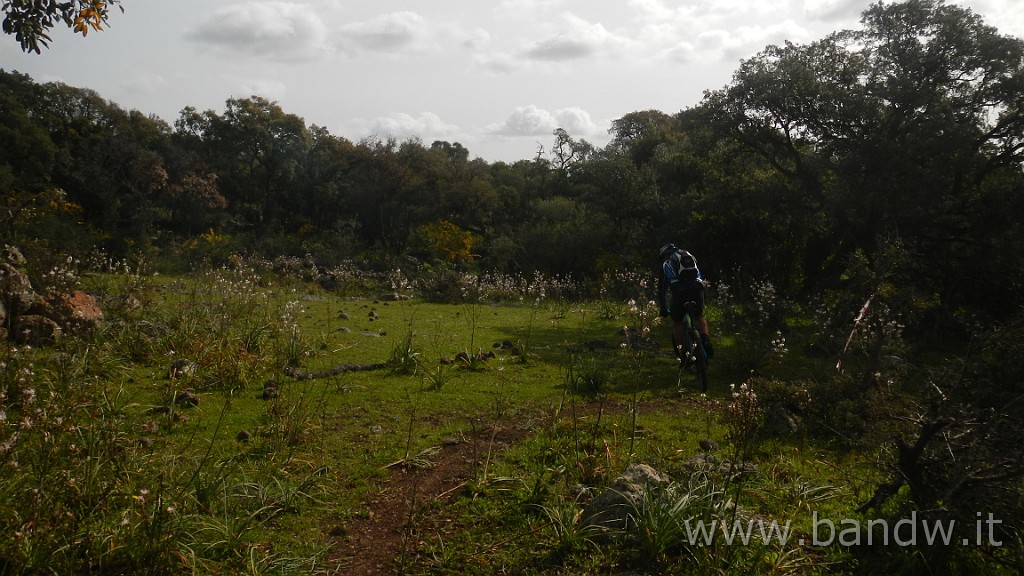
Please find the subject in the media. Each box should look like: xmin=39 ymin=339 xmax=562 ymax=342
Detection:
xmin=2 ymin=0 xmax=122 ymax=53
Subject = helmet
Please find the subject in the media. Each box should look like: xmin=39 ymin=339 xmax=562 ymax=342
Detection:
xmin=659 ymin=243 xmax=678 ymax=259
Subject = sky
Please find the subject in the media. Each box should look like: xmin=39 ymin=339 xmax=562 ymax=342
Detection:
xmin=3 ymin=0 xmax=1024 ymax=163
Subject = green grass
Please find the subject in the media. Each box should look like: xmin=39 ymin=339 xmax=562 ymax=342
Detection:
xmin=0 ymin=262 xmax=1015 ymax=575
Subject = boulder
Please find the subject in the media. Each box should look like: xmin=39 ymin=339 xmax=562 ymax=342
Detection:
xmin=11 ymin=314 xmax=61 ymax=345
xmin=50 ymin=290 xmax=104 ymax=332
xmin=0 ymin=248 xmax=105 ymax=343
xmin=0 ymin=262 xmax=36 ymax=318
xmin=581 ymin=463 xmax=672 ymax=532
xmin=2 ymin=245 xmax=26 ymax=266
xmin=169 ymin=359 xmax=198 ymax=379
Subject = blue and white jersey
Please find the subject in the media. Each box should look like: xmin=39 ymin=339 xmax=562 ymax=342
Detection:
xmin=662 ymin=249 xmax=702 ymax=285
xmin=658 ymin=248 xmax=703 ymax=315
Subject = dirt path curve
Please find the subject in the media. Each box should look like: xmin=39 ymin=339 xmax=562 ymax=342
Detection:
xmin=326 ymin=424 xmax=529 ymax=575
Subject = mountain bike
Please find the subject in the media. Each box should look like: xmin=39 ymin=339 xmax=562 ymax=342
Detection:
xmin=673 ymin=301 xmax=709 ymax=392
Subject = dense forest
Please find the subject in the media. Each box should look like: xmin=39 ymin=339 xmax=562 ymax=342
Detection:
xmin=3 ymin=0 xmax=1023 ymax=320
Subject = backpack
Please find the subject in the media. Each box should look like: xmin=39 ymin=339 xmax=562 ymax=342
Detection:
xmin=670 ymin=250 xmax=700 ymax=282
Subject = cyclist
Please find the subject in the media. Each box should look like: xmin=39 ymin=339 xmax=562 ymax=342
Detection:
xmin=657 ymin=243 xmax=713 ymax=362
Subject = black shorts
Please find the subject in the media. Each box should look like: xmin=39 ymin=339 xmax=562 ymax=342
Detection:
xmin=669 ymin=281 xmax=705 ymax=322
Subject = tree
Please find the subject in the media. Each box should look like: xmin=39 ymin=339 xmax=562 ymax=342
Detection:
xmin=607 ymin=110 xmax=678 ymax=166
xmin=3 ymin=0 xmax=123 ymax=53
xmin=702 ymin=0 xmax=1024 ymax=309
xmin=550 ymin=128 xmax=594 ymax=174
xmin=181 ymin=97 xmax=312 ymax=233
xmin=0 ymin=82 xmax=59 ymax=243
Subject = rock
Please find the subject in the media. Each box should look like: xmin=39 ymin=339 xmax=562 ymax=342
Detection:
xmin=683 ymin=453 xmax=758 ymax=477
xmin=262 ymin=380 xmax=280 ymax=399
xmin=0 ymin=249 xmax=103 ymax=343
xmin=2 ymin=245 xmax=26 ymax=266
xmin=49 ymin=290 xmax=104 ymax=332
xmin=173 ymin=389 xmax=200 ymax=407
xmin=581 ymin=463 xmax=672 ymax=532
xmin=10 ymin=314 xmax=61 ymax=345
xmin=169 ymin=359 xmax=198 ymax=379
xmin=0 ymin=262 xmax=36 ymax=318
xmin=764 ymin=402 xmax=799 ymax=435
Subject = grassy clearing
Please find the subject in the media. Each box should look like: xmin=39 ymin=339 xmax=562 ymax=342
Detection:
xmin=0 ymin=260 xmax=1015 ymax=575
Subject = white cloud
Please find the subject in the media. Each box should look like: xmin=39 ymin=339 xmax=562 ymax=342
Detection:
xmin=524 ymin=34 xmax=596 ymax=61
xmin=336 ymin=11 xmax=431 ymax=54
xmin=489 ymin=105 xmax=557 ymax=136
xmin=353 ymin=111 xmax=461 ymax=141
xmin=186 ymin=2 xmax=329 ymax=60
xmin=486 ymin=105 xmax=601 ymax=137
xmin=521 ymin=13 xmax=632 ymax=62
xmin=552 ymin=107 xmax=600 ymax=135
xmin=626 ymin=0 xmax=812 ymax=64
xmin=119 ymin=72 xmax=169 ymax=97
xmin=475 ymin=52 xmax=524 ymax=74
xmin=235 ymin=78 xmax=288 ymax=101
xmin=460 ymin=28 xmax=492 ymax=50
xmin=803 ymin=0 xmax=872 ymax=24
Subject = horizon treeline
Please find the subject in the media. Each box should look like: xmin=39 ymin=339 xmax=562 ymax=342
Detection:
xmin=2 ymin=0 xmax=1023 ymax=325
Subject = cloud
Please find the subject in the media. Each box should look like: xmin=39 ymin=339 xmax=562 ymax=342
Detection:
xmin=521 ymin=13 xmax=631 ymax=62
xmin=487 ymin=105 xmax=599 ymax=136
xmin=460 ymin=28 xmax=492 ymax=50
xmin=120 ymin=72 xmax=170 ymax=97
xmin=803 ymin=0 xmax=872 ymax=25
xmin=186 ymin=2 xmax=329 ymax=59
xmin=554 ymin=107 xmax=600 ymax=134
xmin=353 ymin=111 xmax=461 ymax=141
xmin=524 ymin=34 xmax=596 ymax=60
xmin=234 ymin=78 xmax=288 ymax=101
xmin=336 ymin=11 xmax=430 ymax=54
xmin=474 ymin=51 xmax=525 ymax=74
xmin=628 ymin=0 xmax=812 ymax=64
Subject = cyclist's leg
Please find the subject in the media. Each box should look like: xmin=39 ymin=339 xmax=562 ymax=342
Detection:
xmin=669 ymin=285 xmax=687 ymax=361
xmin=686 ymin=281 xmax=713 ymax=360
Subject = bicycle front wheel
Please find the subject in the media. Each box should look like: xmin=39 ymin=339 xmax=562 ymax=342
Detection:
xmin=693 ymin=332 xmax=708 ymax=392
xmin=692 ymin=327 xmax=708 ymax=389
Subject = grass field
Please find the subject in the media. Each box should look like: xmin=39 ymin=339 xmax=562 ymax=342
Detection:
xmin=2 ymin=258 xmax=1012 ymax=575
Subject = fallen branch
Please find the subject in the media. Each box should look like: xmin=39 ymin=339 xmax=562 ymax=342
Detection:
xmin=284 ymin=362 xmax=387 ymax=380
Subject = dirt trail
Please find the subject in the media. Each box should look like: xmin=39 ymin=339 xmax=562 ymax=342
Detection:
xmin=327 ymin=425 xmax=528 ymax=575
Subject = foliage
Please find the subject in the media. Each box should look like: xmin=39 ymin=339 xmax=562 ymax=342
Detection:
xmin=411 ymin=219 xmax=477 ymax=268
xmin=2 ymin=0 xmax=122 ymax=53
